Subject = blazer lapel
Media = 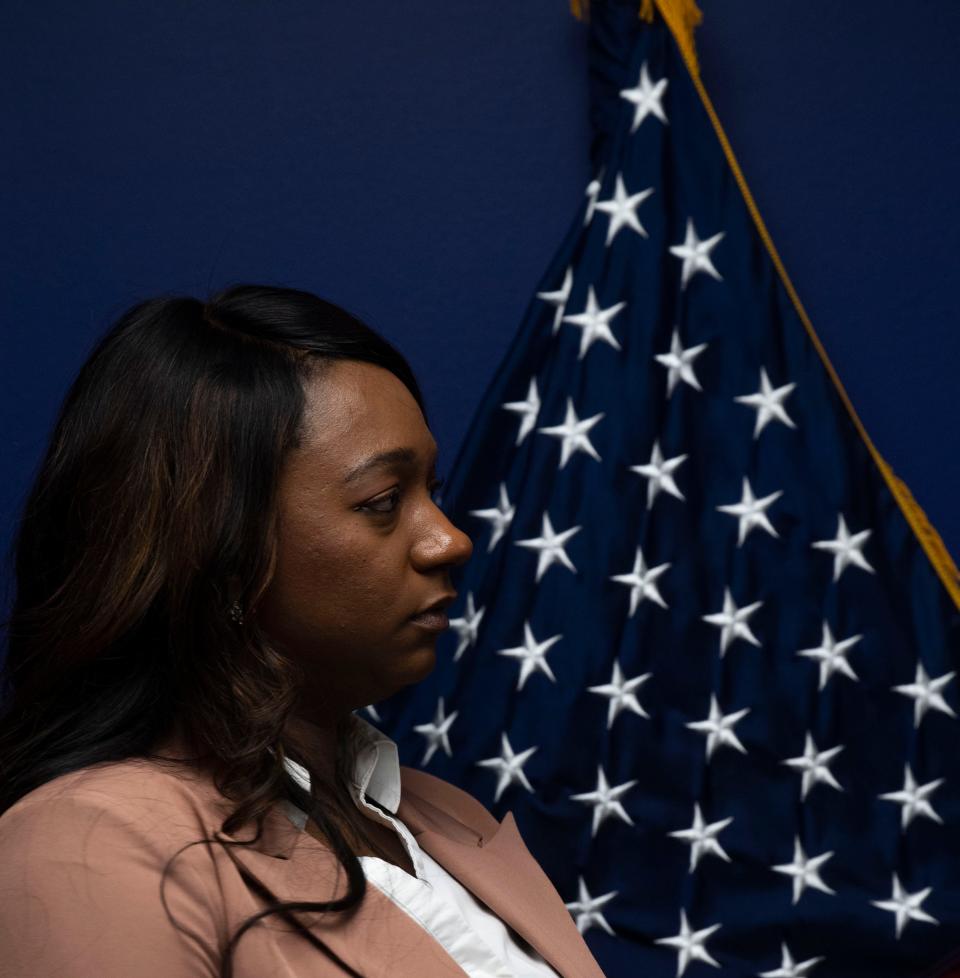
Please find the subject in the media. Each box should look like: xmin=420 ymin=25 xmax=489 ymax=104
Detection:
xmin=398 ymin=794 xmax=606 ymax=978
xmin=154 ymin=730 xmax=604 ymax=977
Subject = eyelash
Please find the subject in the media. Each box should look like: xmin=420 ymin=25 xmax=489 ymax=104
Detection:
xmin=361 ymin=476 xmax=445 ymax=516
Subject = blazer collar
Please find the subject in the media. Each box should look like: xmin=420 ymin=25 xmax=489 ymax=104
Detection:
xmin=396 ymin=784 xmax=605 ymax=978
xmin=279 ymin=713 xmax=402 ymax=829
xmin=152 ymin=723 xmax=602 ymax=978
xmin=151 ymin=713 xmax=396 ymax=860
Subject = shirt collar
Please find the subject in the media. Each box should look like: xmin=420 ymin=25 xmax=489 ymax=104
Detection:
xmin=280 ymin=713 xmax=402 ymax=829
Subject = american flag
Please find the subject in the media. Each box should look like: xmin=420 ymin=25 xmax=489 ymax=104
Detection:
xmin=373 ymin=2 xmax=960 ymax=975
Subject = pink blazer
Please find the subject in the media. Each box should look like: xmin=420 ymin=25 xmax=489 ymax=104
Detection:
xmin=0 ymin=745 xmax=608 ymax=978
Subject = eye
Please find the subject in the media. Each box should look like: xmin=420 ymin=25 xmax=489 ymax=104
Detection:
xmin=357 ymin=473 xmax=445 ymax=517
xmin=360 ymin=488 xmax=402 ymax=515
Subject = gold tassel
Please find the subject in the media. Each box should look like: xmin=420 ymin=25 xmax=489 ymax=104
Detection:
xmin=648 ymin=0 xmax=703 ymax=75
xmin=571 ymin=1 xmax=703 ymax=76
xmin=884 ymin=465 xmax=960 ymax=609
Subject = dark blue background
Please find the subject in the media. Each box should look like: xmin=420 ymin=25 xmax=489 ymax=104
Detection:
xmin=2 ymin=0 xmax=958 ymax=616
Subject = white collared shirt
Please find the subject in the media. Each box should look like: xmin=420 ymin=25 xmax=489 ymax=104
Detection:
xmin=280 ymin=716 xmax=562 ymax=978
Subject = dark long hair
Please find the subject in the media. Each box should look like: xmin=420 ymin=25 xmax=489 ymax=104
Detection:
xmin=0 ymin=284 xmax=427 ymax=977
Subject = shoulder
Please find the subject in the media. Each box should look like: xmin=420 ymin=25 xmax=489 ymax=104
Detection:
xmin=398 ymin=764 xmax=500 ymax=836
xmin=0 ymin=754 xmax=221 ymax=858
xmin=0 ymin=758 xmax=224 ymax=977
xmin=0 ymin=755 xmax=227 ymax=878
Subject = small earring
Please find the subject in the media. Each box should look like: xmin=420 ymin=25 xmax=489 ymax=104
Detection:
xmin=228 ymin=601 xmax=245 ymax=626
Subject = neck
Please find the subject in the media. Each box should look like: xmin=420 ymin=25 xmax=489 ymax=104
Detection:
xmin=283 ymin=710 xmax=356 ymax=787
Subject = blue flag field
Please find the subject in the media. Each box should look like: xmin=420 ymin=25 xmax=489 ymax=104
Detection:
xmin=374 ymin=1 xmax=960 ymax=975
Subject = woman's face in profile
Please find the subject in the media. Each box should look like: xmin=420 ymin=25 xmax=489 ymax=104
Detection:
xmin=257 ymin=359 xmax=473 ymax=717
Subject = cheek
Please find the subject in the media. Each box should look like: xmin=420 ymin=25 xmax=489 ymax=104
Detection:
xmin=264 ymin=523 xmax=404 ymax=640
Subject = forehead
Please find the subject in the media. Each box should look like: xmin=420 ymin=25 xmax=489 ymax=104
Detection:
xmin=297 ymin=359 xmax=434 ymax=470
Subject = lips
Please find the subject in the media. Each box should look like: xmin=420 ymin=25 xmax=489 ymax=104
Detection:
xmin=408 ymin=592 xmax=457 ymax=631
xmin=408 ymin=609 xmax=450 ymax=631
xmin=411 ymin=592 xmax=457 ymax=619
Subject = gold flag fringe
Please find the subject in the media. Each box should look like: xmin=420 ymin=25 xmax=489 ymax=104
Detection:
xmin=570 ymin=1 xmax=703 ymax=76
xmin=568 ymin=0 xmax=960 ymax=609
xmin=883 ymin=465 xmax=960 ymax=609
xmin=640 ymin=0 xmax=702 ymax=76
xmin=675 ymin=37 xmax=960 ymax=611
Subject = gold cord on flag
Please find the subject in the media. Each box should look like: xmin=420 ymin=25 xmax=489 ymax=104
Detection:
xmin=639 ymin=0 xmax=702 ymax=76
xmin=669 ymin=22 xmax=960 ymax=610
xmin=570 ymin=1 xmax=703 ymax=76
xmin=568 ymin=0 xmax=960 ymax=609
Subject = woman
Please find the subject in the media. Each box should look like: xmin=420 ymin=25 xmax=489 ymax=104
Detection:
xmin=0 ymin=285 xmax=608 ymax=978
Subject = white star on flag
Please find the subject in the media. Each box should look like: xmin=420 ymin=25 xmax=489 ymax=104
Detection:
xmin=609 ymin=545 xmax=671 ymax=615
xmin=570 ymin=764 xmax=638 ymax=838
xmin=564 ymin=876 xmax=618 ymax=936
xmin=654 ymin=326 xmax=708 ymax=396
xmin=701 ymin=587 xmax=763 ymax=657
xmin=475 ymin=732 xmax=538 ymax=802
xmin=618 ymin=60 xmax=668 ymax=132
xmin=783 ymin=733 xmax=844 ymax=801
xmin=629 ymin=439 xmax=688 ymax=508
xmin=413 ymin=697 xmax=458 ymax=766
xmin=669 ymin=217 xmax=725 ymax=289
xmin=669 ymin=803 xmax=734 ymax=873
xmin=515 ymin=512 xmax=581 ymax=582
xmin=893 ymin=662 xmax=957 ymax=728
xmin=759 ymin=942 xmax=824 ymax=978
xmin=655 ymin=910 xmax=721 ymax=977
xmin=594 ymin=173 xmax=655 ymax=246
xmin=583 ymin=174 xmax=602 ymax=226
xmin=537 ymin=397 xmax=605 ymax=469
xmin=536 ymin=267 xmax=573 ymax=335
xmin=448 ymin=591 xmax=485 ymax=662
xmin=495 ymin=621 xmax=561 ymax=692
xmin=587 ymin=659 xmax=652 ymax=728
xmin=871 ymin=874 xmax=939 ymax=939
xmin=716 ymin=476 xmax=783 ymax=546
xmin=686 ymin=695 xmax=750 ymax=760
xmin=468 ymin=482 xmax=515 ymax=552
xmin=560 ymin=285 xmax=625 ymax=360
xmin=879 ymin=764 xmax=945 ymax=831
xmin=501 ymin=377 xmax=541 ymax=445
xmin=796 ymin=621 xmax=862 ymax=690
xmin=734 ymin=367 xmax=797 ymax=438
xmin=810 ymin=513 xmax=875 ymax=581
xmin=772 ymin=837 xmax=835 ymax=905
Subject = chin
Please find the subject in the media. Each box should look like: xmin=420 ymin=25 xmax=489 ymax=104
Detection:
xmin=399 ymin=643 xmax=437 ymax=685
xmin=367 ymin=644 xmax=437 ymax=703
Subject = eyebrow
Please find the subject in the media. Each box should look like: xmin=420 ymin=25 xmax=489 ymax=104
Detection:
xmin=342 ymin=444 xmax=439 ymax=485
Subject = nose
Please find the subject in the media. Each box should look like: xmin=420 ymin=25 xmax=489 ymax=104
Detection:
xmin=411 ymin=505 xmax=474 ymax=572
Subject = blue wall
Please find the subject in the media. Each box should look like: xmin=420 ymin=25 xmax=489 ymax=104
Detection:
xmin=2 ymin=1 xmax=958 ymax=615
